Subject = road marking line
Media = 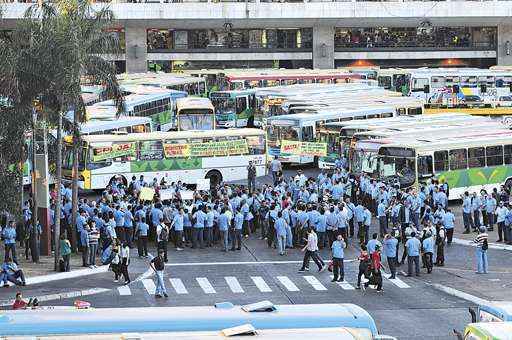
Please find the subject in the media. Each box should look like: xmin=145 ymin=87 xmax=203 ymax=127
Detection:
xmin=169 ymin=278 xmax=188 ymax=295
xmin=0 ymin=288 xmax=111 ymax=307
xmin=225 ymin=277 xmax=244 ymax=293
xmin=26 ymin=265 xmax=109 ymax=285
xmin=303 ymin=276 xmax=328 ymax=291
xmin=251 ymin=276 xmax=272 ymax=292
xmin=276 ymin=276 xmax=299 ymax=292
xmin=142 ymin=279 xmax=156 ymax=295
xmin=452 ymin=237 xmax=512 ymax=251
xmin=329 ymin=276 xmax=355 ymax=290
xmin=431 ymin=283 xmax=489 ymax=305
xmin=383 ymin=273 xmax=411 ymax=288
xmin=166 ymin=260 xmax=355 ymax=266
xmin=196 ymin=277 xmax=216 ymax=294
xmin=118 ymin=285 xmax=132 ymax=296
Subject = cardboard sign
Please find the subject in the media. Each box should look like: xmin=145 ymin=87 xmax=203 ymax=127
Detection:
xmin=280 ymin=140 xmax=327 ymax=157
xmin=159 ymin=189 xmax=174 ymax=200
xmin=92 ymin=143 xmax=136 ymax=162
xmin=163 ymin=140 xmax=248 ymax=158
xmin=139 ymin=187 xmax=155 ymax=201
xmin=180 ymin=190 xmax=194 ymax=200
xmin=196 ymin=178 xmax=210 ymax=191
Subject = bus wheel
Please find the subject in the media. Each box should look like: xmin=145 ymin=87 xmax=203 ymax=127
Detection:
xmin=205 ymin=170 xmax=223 ymax=188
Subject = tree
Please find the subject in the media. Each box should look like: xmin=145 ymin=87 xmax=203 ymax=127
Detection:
xmin=1 ymin=0 xmax=123 ymax=270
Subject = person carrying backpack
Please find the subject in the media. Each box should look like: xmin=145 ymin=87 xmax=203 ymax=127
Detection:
xmin=156 ymin=218 xmax=169 ymax=262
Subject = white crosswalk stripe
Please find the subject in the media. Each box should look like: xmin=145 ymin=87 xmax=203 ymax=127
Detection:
xmin=251 ymin=276 xmax=272 ymax=292
xmin=196 ymin=277 xmax=216 ymax=294
xmin=329 ymin=276 xmax=355 ymax=290
xmin=383 ymin=273 xmax=411 ymax=288
xmin=303 ymin=276 xmax=328 ymax=291
xmin=117 ymin=285 xmax=132 ymax=296
xmin=225 ymin=277 xmax=244 ymax=293
xmin=142 ymin=279 xmax=156 ymax=295
xmin=276 ymin=276 xmax=299 ymax=292
xmin=169 ymin=278 xmax=189 ymax=295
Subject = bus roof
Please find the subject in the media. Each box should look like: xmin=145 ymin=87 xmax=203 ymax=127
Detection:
xmin=81 ymin=128 xmax=265 ymax=143
xmin=210 ymin=89 xmax=257 ymax=97
xmin=121 ymin=85 xmax=188 ymax=98
xmin=176 ymin=97 xmax=214 ymax=110
xmin=267 ymin=106 xmax=396 ymax=124
xmin=79 ymin=117 xmax=152 ymax=134
xmin=95 ymin=92 xmax=174 ymax=109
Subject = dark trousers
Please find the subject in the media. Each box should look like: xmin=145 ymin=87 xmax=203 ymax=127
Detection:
xmin=436 ymin=243 xmax=445 ymax=265
xmin=204 ymin=228 xmax=213 ymax=247
xmin=62 ymin=254 xmax=70 ymax=272
xmin=300 ymin=250 xmax=324 ymax=271
xmin=387 ymin=256 xmax=397 ymax=278
xmin=115 ymin=227 xmax=124 ymax=243
xmin=367 ymin=270 xmax=382 ymax=290
xmin=332 ymin=257 xmax=344 ymax=281
xmin=137 ymin=236 xmax=148 ymax=256
xmin=242 ymin=220 xmax=251 ymax=237
xmin=407 ymin=255 xmax=420 ymax=276
xmin=184 ymin=227 xmax=192 ymax=244
xmin=230 ymin=229 xmax=242 ymax=250
xmin=348 ymin=219 xmax=354 ymax=237
xmin=446 ymin=228 xmax=454 ymax=244
xmin=424 ymin=252 xmax=433 ymax=273
xmin=81 ymin=246 xmax=89 ymax=266
xmin=192 ymin=228 xmax=204 ymax=249
xmin=174 ymin=230 xmax=183 ymax=248
xmin=379 ymin=216 xmax=388 ymax=237
xmin=359 ymin=225 xmax=369 ymax=245
xmin=473 ymin=211 xmax=481 ymax=229
xmin=13 ymin=270 xmax=26 ymax=284
xmin=157 ymin=240 xmax=168 ymax=262
xmin=89 ymin=244 xmax=98 ymax=266
xmin=248 ymin=176 xmax=256 ymax=193
xmin=317 ymin=231 xmax=326 ymax=249
xmin=120 ymin=263 xmax=130 ymax=282
xmin=487 ymin=212 xmax=495 ymax=230
xmin=498 ymin=222 xmax=505 ymax=241
xmin=4 ymin=244 xmax=17 ymax=264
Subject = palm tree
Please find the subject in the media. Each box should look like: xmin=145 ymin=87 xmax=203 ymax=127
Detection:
xmin=1 ymin=0 xmax=124 ymax=270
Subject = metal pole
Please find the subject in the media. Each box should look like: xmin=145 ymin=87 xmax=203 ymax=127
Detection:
xmin=54 ymin=111 xmax=63 ymax=271
xmin=31 ymin=110 xmax=39 ymax=262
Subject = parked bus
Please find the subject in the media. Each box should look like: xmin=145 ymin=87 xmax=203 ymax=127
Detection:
xmin=119 ymin=73 xmax=208 ymax=97
xmin=62 ymin=128 xmax=266 ymax=190
xmin=375 ymin=132 xmax=512 ymax=199
xmin=90 ymin=91 xmax=184 ymax=131
xmin=0 ymin=303 xmax=386 ymax=338
xmin=176 ymin=97 xmax=215 ymax=130
xmin=77 ymin=116 xmax=153 ymax=135
xmin=266 ymin=106 xmax=399 ymax=165
xmin=209 ymin=89 xmax=257 ymax=128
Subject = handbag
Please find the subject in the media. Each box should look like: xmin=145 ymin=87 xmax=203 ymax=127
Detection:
xmin=327 ymin=260 xmax=333 ymax=272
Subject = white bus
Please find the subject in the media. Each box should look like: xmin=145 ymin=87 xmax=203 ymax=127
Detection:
xmin=176 ymin=97 xmax=216 ymax=130
xmin=376 ymin=132 xmax=512 ymax=199
xmin=62 ymin=128 xmax=266 ymax=190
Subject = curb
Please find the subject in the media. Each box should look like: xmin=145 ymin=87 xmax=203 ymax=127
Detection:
xmin=451 ymin=238 xmax=512 ymax=252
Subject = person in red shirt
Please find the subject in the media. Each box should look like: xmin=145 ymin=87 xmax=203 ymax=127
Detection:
xmin=12 ymin=292 xmax=27 ymax=310
xmin=369 ymin=245 xmax=383 ymax=292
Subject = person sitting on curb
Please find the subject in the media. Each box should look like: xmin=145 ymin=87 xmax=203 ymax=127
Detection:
xmin=0 ymin=256 xmax=26 ymax=287
xmin=12 ymin=292 xmax=38 ymax=310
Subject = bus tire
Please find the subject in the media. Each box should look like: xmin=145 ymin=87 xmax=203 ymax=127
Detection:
xmin=205 ymin=170 xmax=223 ymax=188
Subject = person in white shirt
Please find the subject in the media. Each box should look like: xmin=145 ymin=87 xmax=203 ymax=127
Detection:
xmin=119 ymin=242 xmax=131 ymax=285
xmin=298 ymin=228 xmax=326 ymax=272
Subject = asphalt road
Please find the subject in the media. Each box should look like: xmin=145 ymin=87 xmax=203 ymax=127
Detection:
xmin=4 ymin=166 xmax=511 ymax=340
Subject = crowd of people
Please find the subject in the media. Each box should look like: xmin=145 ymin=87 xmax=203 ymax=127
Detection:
xmin=2 ymin=156 xmax=510 ymax=297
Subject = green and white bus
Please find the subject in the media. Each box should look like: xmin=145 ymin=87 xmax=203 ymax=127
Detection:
xmin=376 ymin=132 xmax=512 ymax=199
xmin=176 ymin=97 xmax=216 ymax=131
xmin=266 ymin=106 xmax=399 ymax=165
xmin=64 ymin=128 xmax=266 ymax=190
xmin=209 ymin=89 xmax=257 ymax=128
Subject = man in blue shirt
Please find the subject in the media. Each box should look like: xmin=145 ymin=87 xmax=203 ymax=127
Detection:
xmin=80 ymin=225 xmax=90 ymax=267
xmin=462 ymin=191 xmax=473 ymax=234
xmin=405 ymin=232 xmax=421 ymax=277
xmin=442 ymin=209 xmax=455 ymax=244
xmin=136 ymin=217 xmax=149 ymax=258
xmin=377 ymin=199 xmax=388 ymax=238
xmin=123 ymin=206 xmax=134 ymax=246
xmin=422 ymin=232 xmax=435 ymax=274
xmin=367 ymin=233 xmax=382 ymax=255
xmin=383 ymin=233 xmax=398 ymax=279
xmin=171 ymin=208 xmax=184 ymax=251
xmin=192 ymin=206 xmax=206 ymax=249
xmin=275 ymin=212 xmax=288 ymax=256
xmin=331 ymin=234 xmax=346 ymax=282
xmin=218 ymin=208 xmax=230 ymax=252
xmin=2 ymin=221 xmax=17 ymax=264
xmin=231 ymin=209 xmax=244 ymax=251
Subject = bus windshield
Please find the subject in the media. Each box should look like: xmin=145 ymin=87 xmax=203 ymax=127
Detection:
xmin=267 ymin=125 xmax=300 ymax=146
xmin=210 ymin=96 xmax=236 ymax=118
xmin=62 ymin=144 xmax=86 ymax=171
xmin=378 ymin=147 xmax=416 ymax=187
xmin=178 ymin=109 xmax=215 ymax=130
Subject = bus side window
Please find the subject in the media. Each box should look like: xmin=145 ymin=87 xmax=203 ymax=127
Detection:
xmin=468 ymin=147 xmax=485 ymax=168
xmin=486 ymin=145 xmax=503 ymax=166
xmin=418 ymin=156 xmax=433 ymax=177
xmin=434 ymin=151 xmax=449 ymax=172
xmin=236 ymin=97 xmax=247 ymax=115
xmin=504 ymin=145 xmax=512 ymax=164
xmin=449 ymin=149 xmax=468 ymax=170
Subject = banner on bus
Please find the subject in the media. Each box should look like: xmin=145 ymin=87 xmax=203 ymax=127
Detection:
xmin=163 ymin=140 xmax=248 ymax=158
xmin=280 ymin=140 xmax=327 ymax=157
xmin=92 ymin=143 xmax=136 ymax=162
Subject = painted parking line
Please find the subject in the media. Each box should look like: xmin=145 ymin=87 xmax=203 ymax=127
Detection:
xmin=276 ymin=276 xmax=299 ymax=292
xmin=142 ymin=279 xmax=156 ymax=295
xmin=303 ymin=276 xmax=328 ymax=291
xmin=225 ymin=277 xmax=244 ymax=293
xmin=169 ymin=278 xmax=188 ymax=295
xmin=251 ymin=276 xmax=272 ymax=293
xmin=196 ymin=277 xmax=216 ymax=294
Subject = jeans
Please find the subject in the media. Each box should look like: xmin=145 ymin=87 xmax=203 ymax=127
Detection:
xmin=277 ymin=235 xmax=286 ymax=255
xmin=230 ymin=229 xmax=242 ymax=250
xmin=81 ymin=246 xmax=89 ymax=266
xmin=272 ymin=171 xmax=278 ymax=185
xmin=157 ymin=240 xmax=168 ymax=262
xmin=248 ymin=176 xmax=256 ymax=193
xmin=285 ymin=226 xmax=293 ymax=248
xmin=317 ymin=231 xmax=326 ymax=249
xmin=204 ymin=228 xmax=213 ymax=247
xmin=89 ymin=244 xmax=98 ymax=266
xmin=192 ymin=228 xmax=204 ymax=249
xmin=463 ymin=212 xmax=473 ymax=231
xmin=220 ymin=230 xmax=229 ymax=251
xmin=476 ymin=247 xmax=488 ymax=273
xmin=155 ymin=270 xmax=167 ymax=296
xmin=473 ymin=210 xmax=481 ymax=229
xmin=174 ymin=230 xmax=183 ymax=248
xmin=62 ymin=254 xmax=70 ymax=272
xmin=407 ymin=255 xmax=420 ymax=276
xmin=332 ymin=257 xmax=344 ymax=281
xmin=4 ymin=244 xmax=17 ymax=264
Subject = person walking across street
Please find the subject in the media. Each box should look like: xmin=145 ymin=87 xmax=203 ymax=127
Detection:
xmin=247 ymin=160 xmax=257 ymax=193
xmin=299 ymin=228 xmax=326 ymax=273
xmin=331 ymin=234 xmax=346 ymax=282
xmin=150 ymin=249 xmax=168 ymax=298
xmin=356 ymin=245 xmax=370 ymax=289
xmin=119 ymin=242 xmax=131 ymax=285
xmin=474 ymin=226 xmax=489 ymax=274
xmin=156 ymin=218 xmax=169 ymax=262
xmin=405 ymin=232 xmax=421 ymax=277
xmin=383 ymin=233 xmax=398 ymax=279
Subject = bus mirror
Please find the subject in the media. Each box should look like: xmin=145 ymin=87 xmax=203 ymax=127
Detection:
xmin=469 ymin=307 xmax=477 ymax=323
xmin=423 ymin=85 xmax=430 ymax=94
